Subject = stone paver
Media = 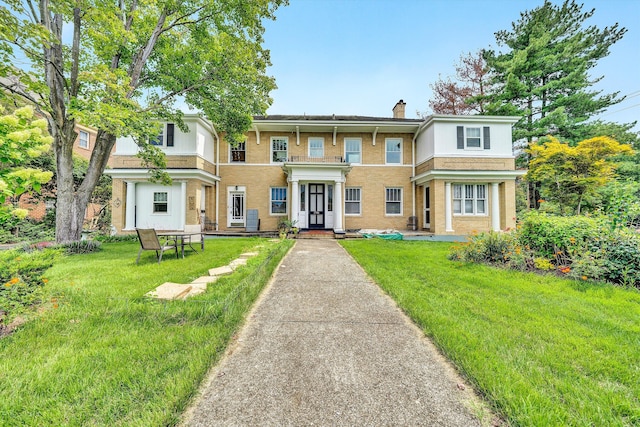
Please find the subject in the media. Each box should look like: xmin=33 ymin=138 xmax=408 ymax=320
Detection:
xmin=183 ymin=240 xmax=484 ymax=426
xmin=208 ymin=265 xmax=234 ymax=276
xmin=191 ymin=276 xmax=219 ymax=284
xmin=229 ymin=258 xmax=248 ymax=269
xmin=148 ymin=282 xmax=192 ymax=300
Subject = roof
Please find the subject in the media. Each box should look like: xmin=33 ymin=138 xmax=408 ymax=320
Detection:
xmin=253 ymin=114 xmax=423 ymax=123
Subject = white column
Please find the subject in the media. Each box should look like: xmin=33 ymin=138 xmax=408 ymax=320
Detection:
xmin=125 ymin=181 xmax=136 ymax=230
xmin=291 ymin=180 xmax=299 ymax=225
xmin=334 ymin=181 xmax=343 ymax=232
xmin=491 ymin=182 xmax=500 ymax=232
xmin=445 ymin=182 xmax=453 ymax=232
xmin=180 ymin=181 xmax=187 ymax=228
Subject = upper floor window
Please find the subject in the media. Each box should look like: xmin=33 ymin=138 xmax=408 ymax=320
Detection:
xmin=231 ymin=142 xmax=246 ymax=162
xmin=345 ymin=138 xmax=361 ymax=163
xmin=150 ymin=123 xmax=175 ymax=147
xmin=78 ymin=130 xmax=89 ymax=149
xmin=457 ymin=126 xmax=490 ymax=150
xmin=385 ymin=187 xmax=402 ymax=215
xmin=309 ymin=137 xmax=324 ymax=158
xmin=153 ymin=192 xmax=168 ymax=213
xmin=345 ymin=187 xmax=361 ymax=215
xmin=385 ymin=138 xmax=402 ymax=164
xmin=453 ymin=184 xmax=487 ymax=215
xmin=271 ymin=137 xmax=288 ymax=162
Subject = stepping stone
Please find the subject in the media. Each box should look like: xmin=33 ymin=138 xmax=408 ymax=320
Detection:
xmin=192 ymin=276 xmax=219 ymax=284
xmin=209 ymin=265 xmax=234 ymax=276
xmin=239 ymin=252 xmax=259 ymax=259
xmin=148 ymin=282 xmax=193 ymax=300
xmin=229 ymin=258 xmax=247 ymax=269
xmin=190 ymin=282 xmax=208 ymax=291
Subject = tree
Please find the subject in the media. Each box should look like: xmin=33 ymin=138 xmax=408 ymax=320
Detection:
xmin=0 ymin=0 xmax=285 ymax=243
xmin=0 ymin=105 xmax=53 ymax=223
xmin=427 ymin=51 xmax=492 ymax=115
xmin=526 ymin=136 xmax=633 ymax=215
xmin=484 ymin=0 xmax=628 ymax=143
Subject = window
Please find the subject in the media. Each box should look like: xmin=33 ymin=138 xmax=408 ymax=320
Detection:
xmin=271 ymin=137 xmax=288 ymax=162
xmin=309 ymin=137 xmax=324 ymax=158
xmin=78 ymin=130 xmax=89 ymax=149
xmin=231 ymin=142 xmax=246 ymax=162
xmin=150 ymin=123 xmax=174 ymax=146
xmin=345 ymin=187 xmax=361 ymax=215
xmin=453 ymin=184 xmax=487 ymax=215
xmin=300 ymin=184 xmax=306 ymax=211
xmin=457 ymin=126 xmax=490 ymax=150
xmin=327 ymin=185 xmax=333 ymax=212
xmin=385 ymin=187 xmax=402 ymax=215
xmin=153 ymin=192 xmax=168 ymax=213
xmin=385 ymin=138 xmax=402 ymax=164
xmin=270 ymin=187 xmax=287 ymax=215
xmin=345 ymin=138 xmax=361 ymax=163
xmin=466 ymin=127 xmax=481 ymax=148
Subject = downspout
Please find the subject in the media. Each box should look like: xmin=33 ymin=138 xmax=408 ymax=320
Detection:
xmin=411 ymin=123 xmax=426 ymax=220
xmin=214 ymin=126 xmax=220 ymax=231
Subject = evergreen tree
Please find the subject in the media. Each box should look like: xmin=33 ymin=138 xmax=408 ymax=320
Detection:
xmin=484 ymin=0 xmax=628 ymax=143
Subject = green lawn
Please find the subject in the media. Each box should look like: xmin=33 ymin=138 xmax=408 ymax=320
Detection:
xmin=341 ymin=239 xmax=640 ymax=427
xmin=0 ymin=238 xmax=293 ymax=426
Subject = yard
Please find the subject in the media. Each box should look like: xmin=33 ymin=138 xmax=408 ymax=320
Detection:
xmin=0 ymin=238 xmax=293 ymax=426
xmin=341 ymin=239 xmax=640 ymax=426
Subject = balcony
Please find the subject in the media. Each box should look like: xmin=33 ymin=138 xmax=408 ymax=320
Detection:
xmin=286 ymin=156 xmax=346 ymax=163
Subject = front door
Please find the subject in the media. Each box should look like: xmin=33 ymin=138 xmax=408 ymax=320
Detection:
xmin=308 ymin=183 xmax=325 ymax=228
xmin=229 ymin=191 xmax=245 ymax=227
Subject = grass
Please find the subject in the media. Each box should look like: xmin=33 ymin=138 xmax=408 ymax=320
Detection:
xmin=0 ymin=237 xmax=293 ymax=426
xmin=341 ymin=239 xmax=640 ymax=426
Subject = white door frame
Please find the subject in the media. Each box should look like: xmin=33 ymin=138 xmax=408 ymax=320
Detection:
xmin=423 ymin=185 xmax=431 ymax=229
xmin=227 ymin=186 xmax=246 ymax=227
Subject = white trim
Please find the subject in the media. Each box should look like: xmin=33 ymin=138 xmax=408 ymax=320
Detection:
xmin=344 ymin=187 xmax=362 ymax=216
xmin=270 ymin=136 xmax=288 ymax=163
xmin=412 ymin=169 xmax=525 ymax=185
xmin=78 ymin=130 xmax=89 ymax=149
xmin=344 ymin=137 xmax=362 ymax=164
xmin=104 ymin=168 xmax=220 ymax=185
xmin=385 ymin=138 xmax=403 ymax=165
xmin=270 ymin=186 xmax=288 ymax=216
xmin=308 ymin=137 xmax=324 ymax=158
xmin=152 ymin=190 xmax=170 ymax=215
xmin=385 ymin=187 xmax=403 ymax=216
xmin=453 ymin=184 xmax=488 ymax=216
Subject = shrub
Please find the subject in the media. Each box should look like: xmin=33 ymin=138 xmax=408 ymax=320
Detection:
xmin=518 ymin=211 xmax=607 ymax=257
xmin=449 ymin=231 xmax=520 ymax=264
xmin=600 ymin=232 xmax=640 ymax=287
xmin=94 ymin=233 xmax=137 ymax=243
xmin=0 ymin=248 xmax=61 ymax=321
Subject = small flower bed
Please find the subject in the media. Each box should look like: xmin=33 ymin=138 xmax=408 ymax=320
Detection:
xmin=0 ymin=246 xmax=61 ymax=327
xmin=449 ymin=211 xmax=640 ymax=288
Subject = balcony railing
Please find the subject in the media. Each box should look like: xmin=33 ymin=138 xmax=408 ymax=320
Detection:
xmin=286 ymin=155 xmax=346 ymax=163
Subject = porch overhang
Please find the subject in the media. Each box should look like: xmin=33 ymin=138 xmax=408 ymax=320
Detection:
xmin=281 ymin=162 xmax=352 ymax=182
xmin=104 ymin=168 xmax=220 ymax=185
xmin=412 ymin=169 xmax=526 ymax=185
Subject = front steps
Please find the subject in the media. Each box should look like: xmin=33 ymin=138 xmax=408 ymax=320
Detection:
xmin=296 ymin=229 xmax=344 ymax=239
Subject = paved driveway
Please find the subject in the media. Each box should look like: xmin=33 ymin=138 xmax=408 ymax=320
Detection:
xmin=183 ymin=239 xmax=484 ymax=426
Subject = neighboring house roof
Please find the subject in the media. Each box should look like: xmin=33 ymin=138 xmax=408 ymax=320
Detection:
xmin=254 ymin=114 xmax=423 ymax=123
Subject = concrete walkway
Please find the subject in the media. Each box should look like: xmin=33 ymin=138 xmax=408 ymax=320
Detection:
xmin=183 ymin=240 xmax=485 ymax=426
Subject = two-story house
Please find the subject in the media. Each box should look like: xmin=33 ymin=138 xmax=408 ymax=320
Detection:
xmin=107 ymin=101 xmax=523 ymax=236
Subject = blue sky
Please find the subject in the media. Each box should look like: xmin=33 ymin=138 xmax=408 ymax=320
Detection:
xmin=262 ymin=0 xmax=640 ymax=130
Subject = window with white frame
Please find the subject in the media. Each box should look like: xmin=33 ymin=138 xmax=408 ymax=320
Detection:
xmin=271 ymin=137 xmax=288 ymax=162
xmin=150 ymin=123 xmax=174 ymax=147
xmin=270 ymin=187 xmax=287 ymax=215
xmin=466 ymin=127 xmax=481 ymax=148
xmin=385 ymin=187 xmax=402 ymax=215
xmin=78 ymin=130 xmax=89 ymax=149
xmin=457 ymin=126 xmax=490 ymax=150
xmin=385 ymin=138 xmax=402 ymax=164
xmin=153 ymin=192 xmax=168 ymax=213
xmin=231 ymin=142 xmax=246 ymax=162
xmin=309 ymin=137 xmax=324 ymax=158
xmin=345 ymin=187 xmax=361 ymax=215
xmin=345 ymin=138 xmax=362 ymax=163
xmin=453 ymin=184 xmax=487 ymax=215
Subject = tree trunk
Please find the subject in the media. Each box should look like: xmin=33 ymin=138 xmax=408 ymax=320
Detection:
xmin=55 ymin=131 xmax=117 ymax=243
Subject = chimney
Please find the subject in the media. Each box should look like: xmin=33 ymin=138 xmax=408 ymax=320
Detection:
xmin=392 ymin=99 xmax=406 ymax=119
